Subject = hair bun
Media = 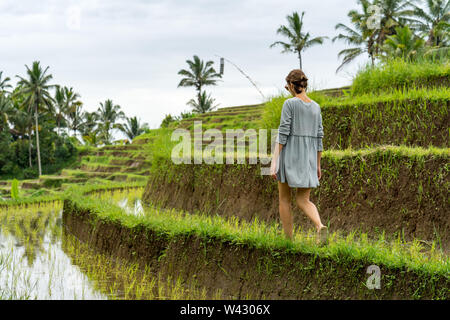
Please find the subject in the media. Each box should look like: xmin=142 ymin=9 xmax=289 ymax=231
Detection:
xmin=286 ymin=69 xmax=308 ymax=94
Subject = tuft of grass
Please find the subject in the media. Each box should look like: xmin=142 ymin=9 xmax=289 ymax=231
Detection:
xmin=10 ymin=179 xmax=19 ymax=200
xmin=351 ymin=58 xmax=449 ymax=96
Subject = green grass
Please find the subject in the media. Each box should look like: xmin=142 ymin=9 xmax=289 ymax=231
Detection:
xmin=261 ymin=86 xmax=450 ymax=149
xmin=66 ymin=186 xmax=449 ymax=277
xmin=322 ymin=144 xmax=450 ymax=159
xmin=351 ymin=58 xmax=449 ymax=96
xmin=0 ymin=181 xmax=147 ymax=207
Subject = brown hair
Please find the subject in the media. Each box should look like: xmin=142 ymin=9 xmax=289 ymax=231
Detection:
xmin=286 ymin=69 xmax=308 ymax=94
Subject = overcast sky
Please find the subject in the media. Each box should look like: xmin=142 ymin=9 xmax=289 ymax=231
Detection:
xmin=0 ymin=0 xmax=369 ymax=129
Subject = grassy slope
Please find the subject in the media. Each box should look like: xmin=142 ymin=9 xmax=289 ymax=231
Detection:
xmin=63 ymin=186 xmax=449 ymax=299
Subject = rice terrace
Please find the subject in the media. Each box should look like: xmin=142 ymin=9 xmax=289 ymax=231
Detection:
xmin=0 ymin=0 xmax=449 ymax=306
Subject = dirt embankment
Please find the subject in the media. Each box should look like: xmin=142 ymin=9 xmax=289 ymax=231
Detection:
xmin=322 ymin=99 xmax=450 ymax=150
xmin=143 ymin=153 xmax=449 ymax=250
xmin=62 ymin=201 xmax=449 ymax=300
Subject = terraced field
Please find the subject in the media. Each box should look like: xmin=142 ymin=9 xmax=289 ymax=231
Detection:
xmin=1 ymin=67 xmax=448 ymax=300
xmin=0 ymin=141 xmax=152 ymax=200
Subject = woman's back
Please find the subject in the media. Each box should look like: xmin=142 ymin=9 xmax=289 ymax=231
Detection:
xmin=285 ymin=97 xmax=322 ymax=137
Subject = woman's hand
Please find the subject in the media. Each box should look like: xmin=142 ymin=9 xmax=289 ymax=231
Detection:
xmin=270 ymin=143 xmax=282 ymax=180
xmin=270 ymin=161 xmax=277 ymax=180
xmin=317 ymin=165 xmax=322 ymax=180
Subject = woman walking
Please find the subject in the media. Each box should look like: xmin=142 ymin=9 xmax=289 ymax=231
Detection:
xmin=270 ymin=69 xmax=327 ymax=243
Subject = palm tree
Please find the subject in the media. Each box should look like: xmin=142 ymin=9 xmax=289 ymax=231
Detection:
xmin=79 ymin=111 xmax=98 ymax=138
xmin=160 ymin=114 xmax=177 ymax=128
xmin=10 ymin=88 xmax=34 ymax=167
xmin=63 ymin=87 xmax=82 ymax=137
xmin=64 ymin=87 xmax=81 ymax=112
xmin=67 ymin=101 xmax=84 ymax=138
xmin=0 ymin=94 xmax=13 ymax=130
xmin=82 ymin=132 xmax=99 ymax=147
xmin=270 ymin=11 xmax=328 ymax=69
xmin=406 ymin=0 xmax=450 ymax=47
xmin=96 ymin=99 xmax=125 ymax=145
xmin=80 ymin=112 xmax=99 ymax=147
xmin=119 ymin=116 xmax=149 ymax=140
xmin=187 ymin=91 xmax=219 ymax=114
xmin=15 ymin=61 xmax=55 ymax=177
xmin=0 ymin=71 xmax=12 ymax=94
xmin=54 ymin=86 xmax=68 ymax=135
xmin=177 ymin=55 xmax=222 ymax=108
xmin=333 ymin=0 xmax=379 ymax=71
xmin=383 ymin=25 xmax=425 ymax=60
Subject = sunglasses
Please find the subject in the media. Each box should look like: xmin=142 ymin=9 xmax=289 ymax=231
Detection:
xmin=284 ymin=84 xmax=290 ymax=91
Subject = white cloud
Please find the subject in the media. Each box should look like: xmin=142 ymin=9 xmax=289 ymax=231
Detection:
xmin=0 ymin=0 xmax=369 ymax=134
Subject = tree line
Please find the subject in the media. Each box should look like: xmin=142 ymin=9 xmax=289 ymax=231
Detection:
xmin=0 ymin=61 xmax=149 ymax=178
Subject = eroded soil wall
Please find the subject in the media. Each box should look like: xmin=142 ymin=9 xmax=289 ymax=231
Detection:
xmin=63 ymin=200 xmax=449 ymax=300
xmin=143 ymin=152 xmax=449 ymax=249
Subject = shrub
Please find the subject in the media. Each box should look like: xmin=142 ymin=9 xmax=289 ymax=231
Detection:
xmin=10 ymin=179 xmax=19 ymax=200
xmin=23 ymin=168 xmax=39 ymax=179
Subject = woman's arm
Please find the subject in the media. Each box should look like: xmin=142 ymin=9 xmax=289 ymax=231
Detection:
xmin=317 ymin=109 xmax=324 ymax=180
xmin=270 ymin=143 xmax=283 ymax=179
xmin=278 ymin=101 xmax=292 ymax=146
xmin=271 ymin=101 xmax=291 ymax=179
xmin=317 ymin=150 xmax=322 ymax=180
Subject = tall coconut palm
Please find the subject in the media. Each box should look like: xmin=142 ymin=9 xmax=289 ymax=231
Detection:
xmin=119 ymin=116 xmax=149 ymax=140
xmin=67 ymin=101 xmax=84 ymax=138
xmin=0 ymin=94 xmax=13 ymax=129
xmin=64 ymin=87 xmax=81 ymax=112
xmin=79 ymin=111 xmax=98 ymax=138
xmin=383 ymin=25 xmax=425 ymax=60
xmin=64 ymin=87 xmax=82 ymax=137
xmin=54 ymin=86 xmax=68 ymax=135
xmin=333 ymin=0 xmax=377 ymax=72
xmin=15 ymin=61 xmax=55 ymax=177
xmin=80 ymin=112 xmax=99 ymax=147
xmin=270 ymin=11 xmax=328 ymax=69
xmin=96 ymin=99 xmax=125 ymax=145
xmin=177 ymin=55 xmax=222 ymax=108
xmin=187 ymin=91 xmax=219 ymax=114
xmin=0 ymin=71 xmax=12 ymax=94
xmin=406 ymin=0 xmax=450 ymax=47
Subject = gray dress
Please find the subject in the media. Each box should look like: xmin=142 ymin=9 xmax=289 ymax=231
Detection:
xmin=276 ymin=97 xmax=324 ymax=188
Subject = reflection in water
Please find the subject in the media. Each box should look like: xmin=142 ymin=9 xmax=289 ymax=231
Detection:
xmin=0 ymin=203 xmax=106 ymax=300
xmin=1 ymin=188 xmax=220 ymax=300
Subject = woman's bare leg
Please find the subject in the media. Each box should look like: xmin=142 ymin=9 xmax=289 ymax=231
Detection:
xmin=295 ymin=188 xmax=325 ymax=232
xmin=278 ymin=182 xmax=293 ymax=240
